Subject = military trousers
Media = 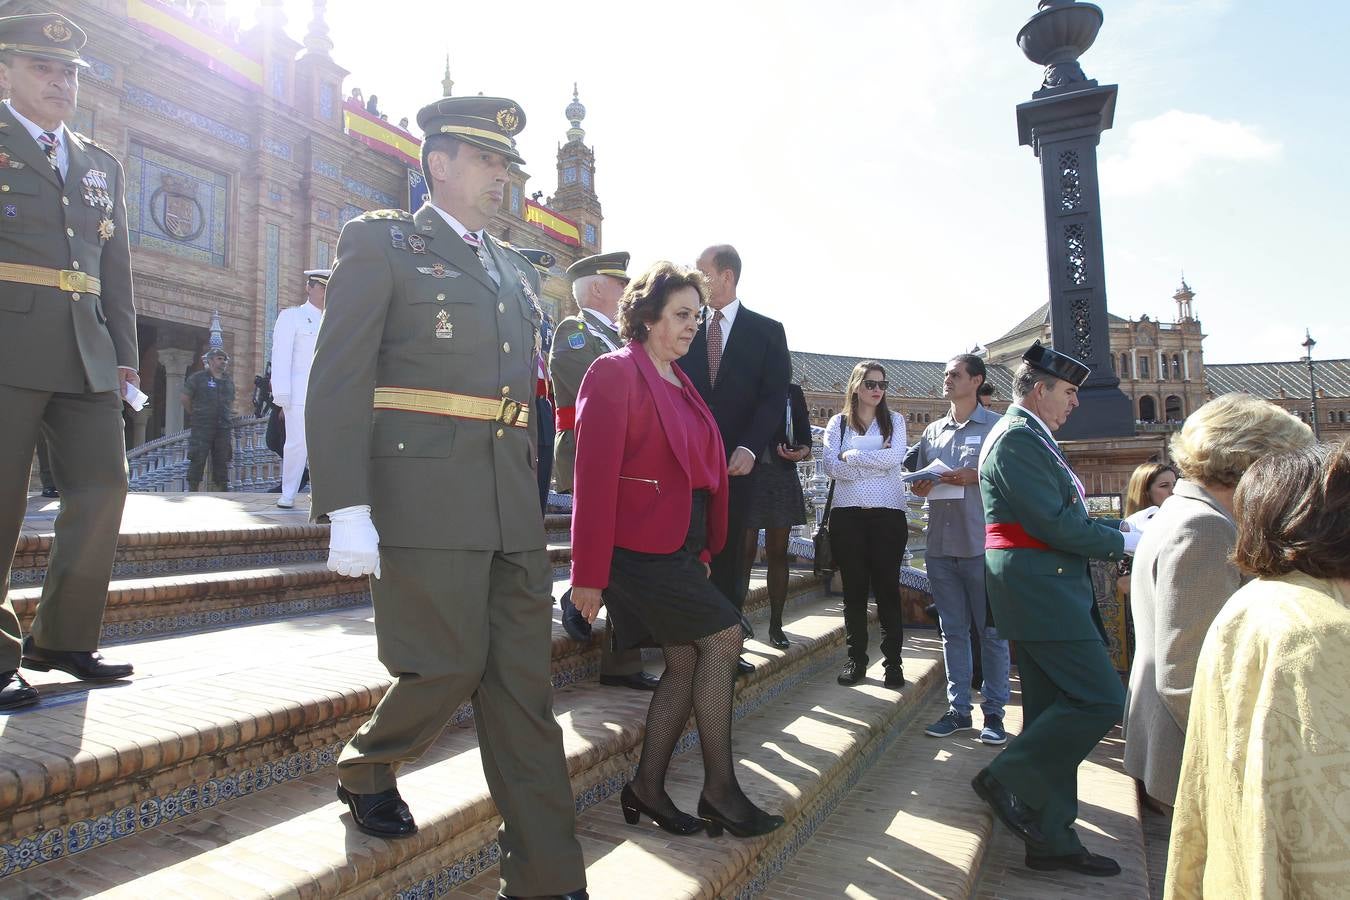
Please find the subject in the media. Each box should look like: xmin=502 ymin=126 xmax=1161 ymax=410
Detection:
xmin=986 ymin=637 xmax=1125 ymax=855
xmin=338 ymin=546 xmax=585 ymax=896
xmin=187 ymin=426 xmax=231 ymax=491
xmin=0 ymin=385 xmax=127 ymax=670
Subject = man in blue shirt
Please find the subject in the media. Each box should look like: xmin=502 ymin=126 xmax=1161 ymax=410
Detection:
xmin=912 ymin=354 xmax=1010 ymax=744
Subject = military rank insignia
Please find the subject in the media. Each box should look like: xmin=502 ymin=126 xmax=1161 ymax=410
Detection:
xmin=434 ymin=308 xmax=453 ymax=339
xmin=408 ymin=234 xmax=427 ymax=254
xmin=390 ymin=224 xmax=407 ymax=251
xmin=98 ymin=217 xmax=115 ymax=241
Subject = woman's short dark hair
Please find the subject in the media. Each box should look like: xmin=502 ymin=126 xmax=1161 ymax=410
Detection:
xmin=1232 ymin=441 xmax=1350 ymax=579
xmin=617 ymin=261 xmax=707 ymax=343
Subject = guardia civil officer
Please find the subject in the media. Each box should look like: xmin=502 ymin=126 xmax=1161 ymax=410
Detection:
xmin=971 ymin=341 xmax=1141 ymax=877
xmin=0 ymin=13 xmax=137 ymax=708
xmin=269 ymin=268 xmax=329 ymax=508
xmin=306 ymin=95 xmax=586 ymax=900
xmin=549 ymin=251 xmax=658 ymax=690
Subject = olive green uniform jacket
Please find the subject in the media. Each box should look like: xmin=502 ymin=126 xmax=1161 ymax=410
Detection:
xmin=305 ymin=204 xmax=545 ymax=552
xmin=547 ymin=309 xmax=620 ymax=492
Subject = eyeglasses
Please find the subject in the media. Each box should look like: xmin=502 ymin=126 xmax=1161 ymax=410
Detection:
xmin=862 ymin=380 xmax=888 ymax=391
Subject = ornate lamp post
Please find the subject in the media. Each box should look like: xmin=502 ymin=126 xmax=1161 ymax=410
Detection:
xmin=1302 ymin=329 xmax=1320 ymax=440
xmin=1015 ymin=0 xmax=1133 ymax=438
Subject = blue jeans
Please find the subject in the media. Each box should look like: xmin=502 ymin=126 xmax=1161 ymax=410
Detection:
xmin=926 ymin=555 xmax=1009 ymax=718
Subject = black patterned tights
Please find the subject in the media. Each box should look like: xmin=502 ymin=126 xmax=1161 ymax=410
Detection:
xmin=630 ymin=623 xmax=758 ymax=821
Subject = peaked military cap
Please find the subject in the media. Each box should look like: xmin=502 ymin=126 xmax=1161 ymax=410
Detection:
xmin=304 ymin=268 xmax=333 ymax=285
xmin=416 ymin=96 xmax=526 ymax=165
xmin=566 ymin=251 xmax=631 ymax=284
xmin=1023 ymin=340 xmax=1090 ymax=387
xmin=0 ymin=13 xmax=89 ymax=67
xmin=202 ymin=347 xmax=229 ymax=362
xmin=516 ymin=249 xmax=556 ymax=275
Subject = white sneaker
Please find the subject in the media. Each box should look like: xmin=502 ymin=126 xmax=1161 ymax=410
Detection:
xmin=276 ymin=497 xmax=294 ymax=509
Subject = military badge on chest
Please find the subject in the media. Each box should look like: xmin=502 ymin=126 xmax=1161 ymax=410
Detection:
xmin=82 ymin=169 xmax=115 ymax=242
xmin=434 ymin=307 xmax=453 ymax=340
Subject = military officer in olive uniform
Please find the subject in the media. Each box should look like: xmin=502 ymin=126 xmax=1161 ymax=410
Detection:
xmin=971 ymin=342 xmax=1141 ymax=878
xmin=0 ymin=13 xmax=137 ymax=709
xmin=181 ymin=348 xmax=235 ymax=491
xmin=547 ymin=251 xmax=658 ymax=690
xmin=306 ymin=96 xmax=586 ymax=900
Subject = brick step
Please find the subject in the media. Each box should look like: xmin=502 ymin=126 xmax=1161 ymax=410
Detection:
xmin=450 ymin=637 xmax=946 ymax=900
xmin=12 ymin=508 xmax=572 ymax=585
xmin=0 ymin=571 xmax=829 ymax=887
xmin=1 ymin=583 xmax=852 ymax=896
xmin=768 ymin=675 xmax=1151 ymax=900
xmin=9 ymin=544 xmax=573 ymax=644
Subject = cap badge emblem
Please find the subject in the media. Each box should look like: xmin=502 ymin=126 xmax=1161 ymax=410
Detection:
xmin=496 ymin=107 xmax=520 ymax=133
xmin=43 ymin=20 xmax=73 ymax=43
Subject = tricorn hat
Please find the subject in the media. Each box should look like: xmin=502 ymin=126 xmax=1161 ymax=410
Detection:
xmin=416 ymin=95 xmax=526 ymax=165
xmin=566 ymin=251 xmax=631 ymax=284
xmin=0 ymin=13 xmax=89 ymax=67
xmin=1022 ymin=340 xmax=1090 ymax=387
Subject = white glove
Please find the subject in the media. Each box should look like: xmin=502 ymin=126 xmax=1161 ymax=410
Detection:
xmin=1122 ymin=529 xmax=1142 ymax=556
xmin=328 ymin=505 xmax=381 ymax=579
xmin=272 ymin=394 xmax=290 ymax=410
xmin=1123 ymin=506 xmax=1159 ymax=534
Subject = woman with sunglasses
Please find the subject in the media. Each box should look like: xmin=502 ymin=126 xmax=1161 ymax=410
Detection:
xmin=823 ymin=362 xmax=909 ymax=687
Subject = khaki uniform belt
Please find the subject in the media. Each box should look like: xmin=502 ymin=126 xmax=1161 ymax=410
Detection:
xmin=0 ymin=262 xmax=101 ymax=295
xmin=374 ymin=387 xmax=530 ymax=428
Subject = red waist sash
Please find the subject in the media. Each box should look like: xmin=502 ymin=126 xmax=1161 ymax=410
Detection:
xmin=555 ymin=405 xmax=576 ymax=431
xmin=985 ymin=522 xmax=1049 ymax=551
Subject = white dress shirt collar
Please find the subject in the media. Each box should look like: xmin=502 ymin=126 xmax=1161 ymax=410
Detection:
xmin=6 ymin=100 xmax=67 ymax=177
xmin=301 ymin=301 xmax=324 ymax=319
xmin=582 ymin=307 xmax=617 ymax=331
xmin=708 ymin=297 xmax=741 ymax=335
xmin=1010 ymin=403 xmax=1057 ymax=445
xmin=428 ymin=202 xmax=483 ymax=244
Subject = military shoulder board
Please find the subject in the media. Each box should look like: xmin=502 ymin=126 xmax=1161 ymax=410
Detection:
xmin=359 ymin=209 xmax=414 ymax=222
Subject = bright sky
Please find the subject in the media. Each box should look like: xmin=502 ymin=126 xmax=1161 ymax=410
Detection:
xmin=256 ymin=0 xmax=1347 ymax=364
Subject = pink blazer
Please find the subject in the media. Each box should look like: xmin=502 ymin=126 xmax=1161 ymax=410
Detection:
xmin=570 ymin=342 xmax=729 ymax=590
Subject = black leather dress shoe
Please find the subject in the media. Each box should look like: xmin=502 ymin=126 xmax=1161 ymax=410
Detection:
xmin=336 ymin=784 xmax=417 ymax=838
xmin=558 ymin=589 xmax=592 ymax=641
xmin=21 ymin=637 xmax=132 ymax=681
xmin=971 ymin=768 xmax=1046 ymax=846
xmin=498 ymin=891 xmax=588 ymax=900
xmin=1025 ymin=848 xmax=1121 ymax=876
xmin=0 ymin=670 xmax=38 ymax=710
xmin=599 ymin=672 xmax=660 ymax=691
xmin=767 ymin=628 xmax=790 ymax=650
xmin=736 ymin=657 xmax=755 ymax=675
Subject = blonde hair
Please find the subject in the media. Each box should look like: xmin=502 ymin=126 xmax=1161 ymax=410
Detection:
xmin=1169 ymin=393 xmax=1314 ymax=487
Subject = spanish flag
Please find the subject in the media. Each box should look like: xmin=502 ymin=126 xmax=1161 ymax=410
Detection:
xmin=343 ymin=101 xmax=422 ymax=168
xmin=524 ymin=199 xmax=582 ymax=246
xmin=126 ymin=0 xmax=264 ymax=92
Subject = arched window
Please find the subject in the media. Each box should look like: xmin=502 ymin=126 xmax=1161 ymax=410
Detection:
xmin=1165 ymin=395 xmax=1184 ymax=422
xmin=1159 ymin=353 xmax=1169 ymax=380
xmin=1120 ymin=353 xmax=1131 ymax=379
xmin=1139 ymin=396 xmax=1157 ymax=423
xmin=1140 ymin=356 xmax=1150 ymax=379
xmin=1172 ymin=354 xmax=1182 ymax=380
xmin=1340 ymin=411 xmax=1347 ymax=424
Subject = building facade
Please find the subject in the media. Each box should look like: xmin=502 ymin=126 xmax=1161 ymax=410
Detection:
xmin=13 ymin=0 xmax=604 ymax=444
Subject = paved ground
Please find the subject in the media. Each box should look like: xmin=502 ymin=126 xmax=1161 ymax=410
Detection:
xmin=20 ymin=491 xmax=318 ymax=539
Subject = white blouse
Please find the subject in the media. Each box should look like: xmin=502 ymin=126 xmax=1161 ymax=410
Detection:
xmin=822 ymin=412 xmax=908 ymax=510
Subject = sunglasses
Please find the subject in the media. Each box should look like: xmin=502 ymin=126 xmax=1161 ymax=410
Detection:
xmin=862 ymin=380 xmax=888 ymax=391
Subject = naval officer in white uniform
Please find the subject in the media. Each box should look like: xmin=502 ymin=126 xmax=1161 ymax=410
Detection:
xmin=270 ymin=268 xmax=329 ymax=508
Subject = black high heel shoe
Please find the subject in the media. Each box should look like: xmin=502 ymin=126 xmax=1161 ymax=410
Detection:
xmin=697 ymin=796 xmax=785 ymax=838
xmin=620 ymin=783 xmax=704 ymax=835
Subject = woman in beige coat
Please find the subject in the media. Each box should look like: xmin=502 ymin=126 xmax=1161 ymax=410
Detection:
xmin=1122 ymin=394 xmax=1312 ymax=808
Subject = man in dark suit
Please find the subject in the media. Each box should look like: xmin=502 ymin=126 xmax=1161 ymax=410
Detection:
xmin=678 ymin=245 xmax=790 ymax=674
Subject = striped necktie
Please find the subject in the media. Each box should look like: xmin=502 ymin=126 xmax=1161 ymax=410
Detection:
xmin=461 ymin=231 xmax=500 ymax=285
xmin=38 ymin=131 xmax=62 ymax=184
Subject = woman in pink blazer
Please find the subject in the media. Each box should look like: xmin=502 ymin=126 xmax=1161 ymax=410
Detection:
xmin=571 ymin=261 xmax=785 ymax=841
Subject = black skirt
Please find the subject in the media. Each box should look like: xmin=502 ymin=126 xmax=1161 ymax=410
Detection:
xmin=603 ymin=491 xmax=741 ymax=650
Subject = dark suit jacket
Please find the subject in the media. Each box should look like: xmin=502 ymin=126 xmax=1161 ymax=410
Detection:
xmin=571 ymin=342 xmax=728 ymax=589
xmin=677 ymin=303 xmax=791 ymax=461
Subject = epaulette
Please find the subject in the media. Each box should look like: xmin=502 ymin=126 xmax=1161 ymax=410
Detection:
xmin=74 ymin=133 xmax=113 ymax=155
xmin=357 ymin=209 xmax=414 ymax=222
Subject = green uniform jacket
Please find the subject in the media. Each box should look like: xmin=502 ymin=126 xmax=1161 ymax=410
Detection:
xmin=306 ymin=205 xmax=545 ymax=552
xmin=0 ymin=106 xmax=136 ymax=393
xmin=979 ymin=406 xmax=1125 ymax=642
xmin=547 ymin=310 xmax=620 ymax=492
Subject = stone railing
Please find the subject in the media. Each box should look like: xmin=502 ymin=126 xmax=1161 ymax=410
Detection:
xmin=126 ymin=417 xmax=280 ymax=493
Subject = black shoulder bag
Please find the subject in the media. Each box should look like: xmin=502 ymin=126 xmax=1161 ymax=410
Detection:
xmin=813 ymin=479 xmax=836 ymax=575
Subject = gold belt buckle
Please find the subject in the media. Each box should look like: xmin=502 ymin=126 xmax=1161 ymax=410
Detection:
xmin=497 ymin=397 xmax=523 ymax=426
xmin=58 ymin=270 xmax=88 ymax=292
